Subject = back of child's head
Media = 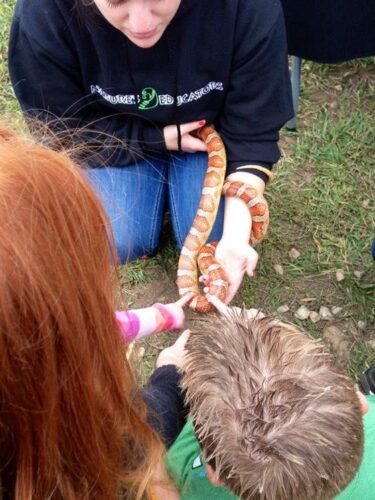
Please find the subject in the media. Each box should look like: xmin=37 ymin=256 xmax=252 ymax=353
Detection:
xmin=0 ymin=126 xmax=162 ymax=499
xmin=182 ymin=311 xmax=363 ymax=500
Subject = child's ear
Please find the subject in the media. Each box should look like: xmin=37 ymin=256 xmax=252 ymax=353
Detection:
xmin=357 ymin=391 xmax=369 ymax=415
xmin=206 ymin=464 xmax=224 ymax=487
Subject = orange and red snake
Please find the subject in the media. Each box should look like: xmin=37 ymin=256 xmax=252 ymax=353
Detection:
xmin=176 ymin=125 xmax=270 ymax=313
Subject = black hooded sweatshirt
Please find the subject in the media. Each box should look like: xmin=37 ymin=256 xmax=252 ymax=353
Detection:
xmin=8 ymin=0 xmax=293 ymax=177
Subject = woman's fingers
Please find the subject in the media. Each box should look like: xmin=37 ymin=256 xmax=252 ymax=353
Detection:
xmin=245 ymin=247 xmax=259 ymax=277
xmin=226 ymin=283 xmax=243 ymax=304
xmin=179 ymin=119 xmax=206 ymax=135
xmin=199 ymin=274 xmax=209 ymax=285
xmin=181 ymin=133 xmax=207 ymax=152
xmin=164 ymin=120 xmax=207 ymax=152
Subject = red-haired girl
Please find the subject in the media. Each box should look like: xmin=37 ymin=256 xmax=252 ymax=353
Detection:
xmin=0 ymin=126 xmax=186 ymax=499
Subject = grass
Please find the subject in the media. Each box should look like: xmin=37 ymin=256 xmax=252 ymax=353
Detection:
xmin=1 ymin=2 xmax=374 ymax=381
xmin=240 ymin=59 xmax=375 ymax=377
xmin=0 ymin=1 xmax=21 ymax=119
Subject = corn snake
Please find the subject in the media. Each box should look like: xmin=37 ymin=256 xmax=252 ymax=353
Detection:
xmin=176 ymin=125 xmax=269 ymax=313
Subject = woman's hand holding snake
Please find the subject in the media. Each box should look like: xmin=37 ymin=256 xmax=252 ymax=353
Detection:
xmin=215 ymin=171 xmax=263 ymax=303
xmin=215 ymin=239 xmax=259 ymax=303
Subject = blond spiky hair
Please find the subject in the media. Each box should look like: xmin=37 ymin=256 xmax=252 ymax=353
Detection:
xmin=182 ymin=311 xmax=363 ymax=500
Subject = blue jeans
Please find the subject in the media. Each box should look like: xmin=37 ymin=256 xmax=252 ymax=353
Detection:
xmin=86 ymin=152 xmax=224 ymax=263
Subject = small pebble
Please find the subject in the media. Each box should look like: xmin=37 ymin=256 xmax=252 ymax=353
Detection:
xmin=274 ymin=264 xmax=284 ymax=276
xmin=335 ymin=269 xmax=345 ymax=282
xmin=319 ymin=306 xmax=333 ymax=320
xmin=309 ymin=311 xmax=320 ymax=323
xmin=289 ymin=248 xmax=301 ymax=260
xmin=294 ymin=306 xmax=310 ymax=320
xmin=329 ymin=101 xmax=338 ymax=110
xmin=277 ymin=304 xmax=290 ymax=313
xmin=332 ymin=306 xmax=342 ymax=315
xmin=354 ymin=271 xmax=364 ymax=279
xmin=362 ymin=199 xmax=370 ymax=209
xmin=357 ymin=321 xmax=366 ymax=330
xmin=366 ymin=340 xmax=375 ymax=349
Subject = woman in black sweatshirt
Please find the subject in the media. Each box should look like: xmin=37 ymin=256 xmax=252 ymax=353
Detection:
xmin=8 ymin=0 xmax=293 ymax=302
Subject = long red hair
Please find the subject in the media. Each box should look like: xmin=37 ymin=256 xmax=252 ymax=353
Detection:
xmin=0 ymin=127 xmax=163 ymax=499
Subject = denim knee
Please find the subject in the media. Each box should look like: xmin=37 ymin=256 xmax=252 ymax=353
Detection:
xmin=112 ymin=216 xmax=162 ymax=263
xmin=85 ymin=163 xmax=168 ymax=263
xmin=168 ymin=152 xmax=224 ymax=249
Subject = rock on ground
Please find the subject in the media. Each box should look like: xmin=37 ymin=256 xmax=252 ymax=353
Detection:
xmin=294 ymin=305 xmax=310 ymax=320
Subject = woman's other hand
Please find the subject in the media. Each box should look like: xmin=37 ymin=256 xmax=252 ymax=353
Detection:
xmin=163 ymin=120 xmax=208 ymax=153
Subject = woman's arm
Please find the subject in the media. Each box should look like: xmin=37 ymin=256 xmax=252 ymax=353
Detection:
xmin=216 ymin=171 xmax=265 ymax=303
xmin=219 ymin=0 xmax=293 ymax=174
xmin=214 ymin=0 xmax=293 ymax=302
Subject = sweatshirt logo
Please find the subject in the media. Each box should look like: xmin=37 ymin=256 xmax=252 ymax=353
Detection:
xmin=90 ymin=82 xmax=223 ymax=109
xmin=138 ymin=87 xmax=158 ymax=110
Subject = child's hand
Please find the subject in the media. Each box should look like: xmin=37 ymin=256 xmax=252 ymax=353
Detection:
xmin=207 ymin=294 xmax=264 ymax=319
xmin=156 ymin=329 xmax=191 ymax=369
xmin=163 ymin=292 xmax=194 ymax=330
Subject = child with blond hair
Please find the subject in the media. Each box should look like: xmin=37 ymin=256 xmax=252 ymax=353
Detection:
xmin=167 ymin=305 xmax=374 ymax=499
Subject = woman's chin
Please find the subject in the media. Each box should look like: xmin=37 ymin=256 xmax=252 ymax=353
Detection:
xmin=123 ymin=28 xmax=164 ymax=48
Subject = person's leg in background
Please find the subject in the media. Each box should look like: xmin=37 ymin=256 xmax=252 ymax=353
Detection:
xmin=359 ymin=365 xmax=375 ymax=396
xmin=85 ymin=159 xmax=168 ymax=263
xmin=360 ymin=239 xmax=375 ymax=395
xmin=167 ymin=152 xmax=224 ymax=248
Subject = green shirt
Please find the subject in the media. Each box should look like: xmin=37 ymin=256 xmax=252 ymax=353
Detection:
xmin=166 ymin=419 xmax=237 ymax=499
xmin=335 ymin=396 xmax=375 ymax=499
xmin=166 ymin=396 xmax=375 ymax=499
